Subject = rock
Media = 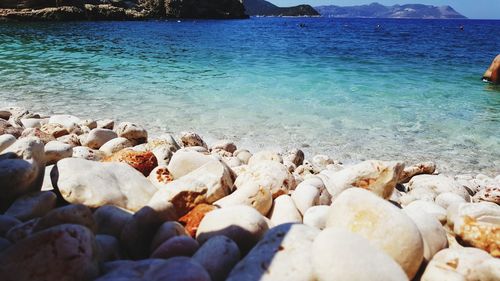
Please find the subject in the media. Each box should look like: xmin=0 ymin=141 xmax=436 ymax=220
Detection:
xmin=0 ymin=137 xmax=45 ymax=211
xmin=57 ymin=133 xmax=81 ymax=147
xmin=150 ymin=145 xmax=174 ymax=166
xmin=20 ymin=127 xmax=55 ymax=144
xmin=403 ymin=204 xmax=448 ymax=262
xmin=180 ymin=131 xmax=207 ymax=148
xmin=48 ymin=114 xmax=81 ymax=131
xmin=0 ymin=119 xmax=23 ymax=138
xmin=234 ymin=149 xmax=252 ymax=164
xmin=99 ymin=137 xmax=133 ymax=155
xmin=303 ymin=205 xmax=330 ymax=230
xmin=79 ymin=119 xmax=97 ymax=129
xmin=33 ymin=204 xmax=97 ymax=233
xmin=167 ymin=150 xmax=216 ymax=179
xmin=435 ymin=192 xmax=467 ymax=210
xmin=312 ymin=228 xmax=408 ymax=281
xmin=196 ymin=205 xmax=269 ymax=253
xmin=421 ymin=247 xmax=492 ymax=281
xmin=97 ymin=257 xmax=210 ymax=281
xmin=0 ymin=238 xmax=10 ymax=252
xmin=320 ymin=160 xmax=404 ymax=199
xmin=268 ymin=195 xmax=302 ymax=226
xmin=447 ymin=202 xmax=500 ymax=257
xmin=234 ymin=160 xmax=296 ymax=198
xmin=214 ymin=182 xmax=273 ymax=215
xmin=40 ymin=123 xmax=70 ymax=138
xmin=94 ymin=205 xmax=132 ymax=238
xmin=148 ymin=165 xmax=174 ymax=187
xmin=227 ymin=223 xmax=319 ymax=281
xmin=5 ymin=218 xmax=37 ymax=242
xmin=115 ymin=122 xmax=147 ymax=145
xmin=405 ymin=200 xmax=447 ymax=224
xmin=470 ymin=258 xmax=500 ymax=281
xmin=248 ymin=150 xmax=283 ymax=165
xmin=81 ymin=128 xmax=117 ymax=149
xmin=151 ymin=221 xmax=189 ymax=252
xmin=151 ymin=235 xmax=199 ymax=259
xmin=399 ymin=187 xmax=437 ymax=205
xmin=0 ymin=109 xmax=11 ymax=120
xmin=44 ymin=140 xmax=72 ymax=164
xmin=482 ymin=54 xmax=500 ymax=84
xmin=222 ymin=156 xmax=242 ymax=167
xmin=165 ymin=0 xmax=247 ymax=19
xmin=0 ymin=215 xmax=21 ymax=237
xmin=326 ymin=188 xmax=424 ymax=279
xmin=96 ymin=234 xmax=121 ymax=262
xmin=472 ymin=186 xmax=500 ymax=204
xmin=148 ymin=160 xmax=233 ymax=216
xmin=103 ymin=149 xmax=158 ymax=176
xmin=20 ymin=118 xmax=43 ymax=129
xmin=311 ymin=154 xmax=335 ymax=170
xmin=285 ymin=148 xmax=305 ymax=166
xmin=399 ymin=162 xmax=436 ymax=183
xmin=0 ymin=134 xmax=16 ymax=153
xmin=53 ymin=158 xmax=158 ymax=212
xmin=291 ymin=181 xmax=330 ymax=215
xmin=5 ymin=191 xmax=56 ymax=221
xmin=72 ymin=146 xmax=105 ymax=160
xmin=193 ymin=235 xmax=240 ymax=281
xmin=97 ymin=119 xmax=114 ymax=130
xmin=178 ymin=204 xmax=217 ymax=237
xmin=408 ymin=174 xmax=470 ymax=200
xmin=120 ymin=206 xmax=163 ymax=259
xmin=0 ymin=224 xmax=99 ymax=281
xmin=211 ymin=140 xmax=237 ymax=154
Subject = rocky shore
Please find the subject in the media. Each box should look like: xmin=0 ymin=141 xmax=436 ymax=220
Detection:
xmin=0 ymin=106 xmax=499 ymax=281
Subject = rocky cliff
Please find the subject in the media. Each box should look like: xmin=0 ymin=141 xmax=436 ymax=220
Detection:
xmin=243 ymin=0 xmax=319 ymax=17
xmin=0 ymin=0 xmax=248 ymax=21
xmin=315 ymin=2 xmax=467 ymax=19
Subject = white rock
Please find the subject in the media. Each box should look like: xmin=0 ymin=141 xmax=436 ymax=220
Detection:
xmin=234 ymin=149 xmax=252 ymax=164
xmin=151 ymin=145 xmax=174 ymax=166
xmin=469 ymin=258 xmax=500 ymax=281
xmin=72 ymin=146 xmax=105 ymax=161
xmin=303 ymin=205 xmax=330 ymax=230
xmin=193 ymin=235 xmax=241 ymax=281
xmin=326 ymin=188 xmax=423 ymax=279
xmin=403 ymin=204 xmax=448 ymax=262
xmin=99 ymin=137 xmax=133 ymax=155
xmin=214 ymin=181 xmax=272 ymax=215
xmin=20 ymin=118 xmax=43 ymax=129
xmin=405 ymin=200 xmax=447 ymax=224
xmin=167 ymin=150 xmax=216 ymax=179
xmin=54 ymin=158 xmax=158 ymax=212
xmin=0 ymin=134 xmax=16 ymax=153
xmin=96 ymin=119 xmax=114 ymax=130
xmin=48 ymin=114 xmax=81 ymax=131
xmin=115 ymin=122 xmax=147 ymax=145
xmin=234 ymin=160 xmax=296 ymax=198
xmin=42 ymin=165 xmax=54 ymax=191
xmin=211 ymin=140 xmax=237 ymax=154
xmin=284 ymin=149 xmax=305 ymax=166
xmin=248 ymin=150 xmax=283 ymax=165
xmin=320 ymin=160 xmax=404 ymax=199
xmin=408 ymin=175 xmax=470 ymax=200
xmin=148 ymin=160 xmax=233 ymax=216
xmin=311 ymin=154 xmax=335 ymax=170
xmin=312 ymin=228 xmax=408 ymax=281
xmin=421 ymin=247 xmax=492 ymax=281
xmin=180 ymin=131 xmax=207 ymax=148
xmin=400 ymin=187 xmax=437 ymax=206
xmin=81 ymin=128 xmax=117 ymax=149
xmin=228 ymin=223 xmax=319 ymax=281
xmin=44 ymin=141 xmax=72 ymax=164
xmin=291 ymin=182 xmax=330 ymax=216
xmin=0 ymin=137 xmax=45 ymax=210
xmin=196 ymin=205 xmax=269 ymax=253
xmin=435 ymin=192 xmax=467 ymax=210
xmin=269 ymin=195 xmax=302 ymax=226
xmin=79 ymin=119 xmax=97 ymax=130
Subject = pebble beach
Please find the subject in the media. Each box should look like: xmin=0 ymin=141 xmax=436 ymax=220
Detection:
xmin=0 ymin=106 xmax=499 ymax=281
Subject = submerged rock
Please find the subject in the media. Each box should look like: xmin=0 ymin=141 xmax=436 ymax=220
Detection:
xmin=483 ymin=54 xmax=500 ymax=84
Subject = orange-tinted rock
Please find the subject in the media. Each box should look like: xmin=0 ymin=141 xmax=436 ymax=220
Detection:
xmin=483 ymin=54 xmax=500 ymax=84
xmin=103 ymin=149 xmax=158 ymax=176
xmin=20 ymin=127 xmax=55 ymax=144
xmin=179 ymin=204 xmax=217 ymax=237
xmin=40 ymin=123 xmax=69 ymax=138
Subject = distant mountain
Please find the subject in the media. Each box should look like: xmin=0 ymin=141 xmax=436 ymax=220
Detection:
xmin=315 ymin=2 xmax=467 ymax=19
xmin=243 ymin=0 xmax=319 ymax=16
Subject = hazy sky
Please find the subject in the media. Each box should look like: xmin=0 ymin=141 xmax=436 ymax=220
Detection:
xmin=270 ymin=1 xmax=500 ymax=19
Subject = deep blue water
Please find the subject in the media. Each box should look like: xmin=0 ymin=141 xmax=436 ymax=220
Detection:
xmin=0 ymin=17 xmax=499 ymax=174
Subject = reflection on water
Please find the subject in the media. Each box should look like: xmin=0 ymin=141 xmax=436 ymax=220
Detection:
xmin=0 ymin=18 xmax=499 ymax=175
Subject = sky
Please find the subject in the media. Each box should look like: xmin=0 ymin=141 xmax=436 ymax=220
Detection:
xmin=270 ymin=0 xmax=500 ymax=19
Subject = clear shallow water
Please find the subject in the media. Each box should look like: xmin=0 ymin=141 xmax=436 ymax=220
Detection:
xmin=0 ymin=18 xmax=499 ymax=175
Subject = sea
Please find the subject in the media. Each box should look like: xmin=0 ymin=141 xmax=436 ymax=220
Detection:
xmin=0 ymin=17 xmax=499 ymax=175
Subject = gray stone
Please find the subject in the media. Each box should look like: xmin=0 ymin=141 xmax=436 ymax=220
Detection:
xmin=120 ymin=206 xmax=163 ymax=259
xmin=94 ymin=205 xmax=133 ymax=238
xmin=151 ymin=236 xmax=199 ymax=259
xmin=96 ymin=234 xmax=121 ymax=262
xmin=33 ymin=204 xmax=97 ymax=233
xmin=5 ymin=191 xmax=56 ymax=221
xmin=193 ymin=235 xmax=241 ymax=281
xmin=0 ymin=215 xmax=21 ymax=237
xmin=151 ymin=221 xmax=188 ymax=253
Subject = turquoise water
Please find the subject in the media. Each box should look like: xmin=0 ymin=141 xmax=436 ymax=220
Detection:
xmin=0 ymin=18 xmax=499 ymax=174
